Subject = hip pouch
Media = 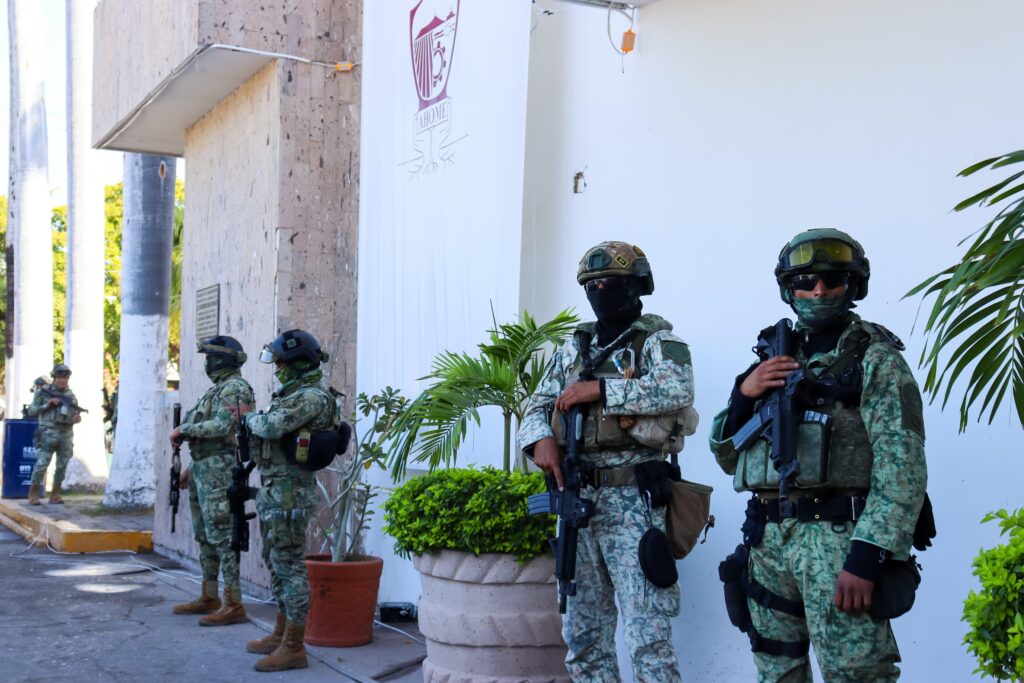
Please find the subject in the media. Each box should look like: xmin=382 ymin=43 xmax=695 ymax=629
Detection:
xmin=870 ymin=557 xmax=921 ymax=620
xmin=638 ymin=527 xmax=678 ymax=588
xmin=665 ymin=479 xmax=714 ymax=560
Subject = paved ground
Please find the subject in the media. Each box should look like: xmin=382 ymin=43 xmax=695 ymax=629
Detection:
xmin=15 ymin=494 xmax=154 ymax=532
xmin=0 ymin=527 xmax=425 ymax=683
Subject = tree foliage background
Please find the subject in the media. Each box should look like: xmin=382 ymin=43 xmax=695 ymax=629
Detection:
xmin=0 ymin=180 xmax=184 ymax=395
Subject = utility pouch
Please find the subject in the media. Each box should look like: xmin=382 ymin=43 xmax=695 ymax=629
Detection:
xmin=719 ymin=544 xmax=753 ymax=631
xmin=869 ymin=557 xmax=921 ymax=620
xmin=634 ymin=460 xmax=674 ymax=508
xmin=551 ymin=404 xmax=634 ymax=451
xmin=741 ymin=495 xmax=766 ymax=547
xmin=281 ymin=423 xmax=351 ymax=472
xmin=665 ymin=479 xmax=714 ymax=559
xmin=638 ymin=527 xmax=678 ymax=588
xmin=628 ymin=406 xmax=699 ymax=454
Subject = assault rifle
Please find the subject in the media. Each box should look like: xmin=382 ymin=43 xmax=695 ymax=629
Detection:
xmin=730 ymin=319 xmax=830 ymax=500
xmin=169 ymin=404 xmax=182 ymax=532
xmin=527 ymin=404 xmax=596 ymax=614
xmin=36 ymin=386 xmax=89 ymax=414
xmin=228 ymin=401 xmax=258 ymax=564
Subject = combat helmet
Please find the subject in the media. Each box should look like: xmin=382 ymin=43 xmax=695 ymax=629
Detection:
xmin=51 ymin=364 xmax=72 ymax=377
xmin=197 ymin=335 xmax=247 ymax=371
xmin=259 ymin=329 xmax=329 ymax=370
xmin=774 ymin=228 xmax=870 ymax=303
xmin=577 ymin=241 xmax=654 ymax=295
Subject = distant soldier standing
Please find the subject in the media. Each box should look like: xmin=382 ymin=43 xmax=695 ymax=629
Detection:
xmin=26 ymin=365 xmax=84 ymax=505
xmin=230 ymin=329 xmax=336 ymax=672
xmin=169 ymin=337 xmax=254 ymax=626
xmin=711 ymin=229 xmax=929 ymax=682
xmin=518 ymin=242 xmax=697 ymax=682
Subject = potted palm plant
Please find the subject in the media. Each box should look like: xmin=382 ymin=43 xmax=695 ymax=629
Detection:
xmin=305 ymin=387 xmax=407 ymax=647
xmin=384 ymin=309 xmax=578 ymax=682
xmin=907 ymin=150 xmax=1024 ymax=678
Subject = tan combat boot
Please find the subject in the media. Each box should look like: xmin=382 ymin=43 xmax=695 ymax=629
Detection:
xmin=247 ymin=612 xmax=286 ymax=654
xmin=199 ymin=585 xmax=247 ymax=626
xmin=27 ymin=484 xmax=41 ymax=506
xmin=48 ymin=483 xmax=65 ymax=504
xmin=254 ymin=621 xmax=308 ymax=672
xmin=172 ymin=580 xmax=221 ymax=615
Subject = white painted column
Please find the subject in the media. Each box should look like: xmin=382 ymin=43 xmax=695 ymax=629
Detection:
xmin=63 ymin=0 xmax=107 ymax=490
xmin=7 ymin=0 xmax=53 ymax=416
xmin=104 ymin=154 xmax=175 ymax=508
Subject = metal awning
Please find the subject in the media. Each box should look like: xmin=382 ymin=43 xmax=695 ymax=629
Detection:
xmin=93 ymin=44 xmax=275 ymax=156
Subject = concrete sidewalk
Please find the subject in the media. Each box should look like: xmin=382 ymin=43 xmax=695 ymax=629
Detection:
xmin=0 ymin=527 xmax=425 ymax=682
xmin=0 ymin=494 xmax=152 ymax=552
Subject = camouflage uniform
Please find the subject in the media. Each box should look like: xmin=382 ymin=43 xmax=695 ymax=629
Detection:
xmin=709 ymin=314 xmax=927 ymax=682
xmin=25 ymin=385 xmax=80 ymax=487
xmin=518 ymin=313 xmax=695 ymax=682
xmin=178 ymin=369 xmax=254 ymax=590
xmin=244 ymin=369 xmax=333 ymax=625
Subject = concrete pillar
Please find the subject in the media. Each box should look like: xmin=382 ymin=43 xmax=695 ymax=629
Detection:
xmin=104 ymin=154 xmax=176 ymax=508
xmin=63 ymin=0 xmax=108 ymax=490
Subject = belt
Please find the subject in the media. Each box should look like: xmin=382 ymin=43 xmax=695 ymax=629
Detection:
xmin=757 ymin=493 xmax=867 ymax=523
xmin=589 ymin=467 xmax=635 ymax=489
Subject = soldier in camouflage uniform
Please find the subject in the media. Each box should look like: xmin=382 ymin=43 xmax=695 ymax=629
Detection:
xmin=25 ymin=365 xmax=84 ymax=505
xmin=169 ymin=336 xmax=254 ymax=626
xmin=231 ymin=328 xmax=335 ymax=672
xmin=709 ymin=229 xmax=928 ymax=682
xmin=517 ymin=242 xmax=696 ymax=683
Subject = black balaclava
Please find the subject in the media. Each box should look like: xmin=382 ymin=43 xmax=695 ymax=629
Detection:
xmin=587 ymin=276 xmax=643 ymax=346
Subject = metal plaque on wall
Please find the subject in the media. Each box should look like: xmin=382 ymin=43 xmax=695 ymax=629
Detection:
xmin=195 ymin=285 xmax=220 ymax=340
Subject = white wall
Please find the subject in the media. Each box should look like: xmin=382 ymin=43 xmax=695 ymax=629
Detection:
xmin=523 ymin=0 xmax=1024 ymax=680
xmin=357 ymin=0 xmax=534 ymax=602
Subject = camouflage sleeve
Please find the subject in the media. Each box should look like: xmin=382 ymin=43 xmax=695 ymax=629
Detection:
xmin=851 ymin=342 xmax=928 ymax=558
xmin=603 ymin=332 xmax=694 ymax=416
xmin=246 ymin=389 xmax=331 ymax=440
xmin=180 ymin=380 xmax=254 ymax=439
xmin=516 ymin=346 xmax=568 ymax=451
xmin=24 ymin=390 xmax=47 ymax=417
xmin=708 ymin=406 xmax=740 ymax=475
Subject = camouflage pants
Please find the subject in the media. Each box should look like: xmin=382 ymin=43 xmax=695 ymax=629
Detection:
xmin=188 ymin=453 xmax=238 ymax=588
xmin=564 ymin=484 xmax=681 ymax=683
xmin=31 ymin=426 xmax=74 ymax=486
xmin=257 ymin=470 xmax=316 ymax=623
xmin=748 ymin=519 xmax=901 ymax=682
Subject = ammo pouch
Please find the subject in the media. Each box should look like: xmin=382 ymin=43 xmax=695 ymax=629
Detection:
xmin=870 ymin=557 xmax=921 ymax=620
xmin=627 ymin=406 xmax=700 ymax=455
xmin=551 ymin=403 xmax=635 ymax=451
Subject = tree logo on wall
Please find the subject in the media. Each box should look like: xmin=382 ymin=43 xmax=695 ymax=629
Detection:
xmin=405 ymin=0 xmax=464 ymax=176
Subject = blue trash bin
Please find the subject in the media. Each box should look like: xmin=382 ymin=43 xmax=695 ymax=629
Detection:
xmin=2 ymin=419 xmax=40 ymax=498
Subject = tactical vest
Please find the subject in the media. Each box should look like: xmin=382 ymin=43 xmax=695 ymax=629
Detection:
xmin=184 ymin=376 xmax=251 ymax=459
xmin=261 ymin=384 xmax=335 ymax=469
xmin=732 ymin=321 xmax=895 ymax=493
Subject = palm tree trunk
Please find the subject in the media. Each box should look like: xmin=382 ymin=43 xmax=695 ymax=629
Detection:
xmin=503 ymin=411 xmax=512 ymax=473
xmin=7 ymin=0 xmax=53 ymax=416
xmin=103 ymin=154 xmax=176 ymax=508
xmin=62 ymin=0 xmax=107 ymax=490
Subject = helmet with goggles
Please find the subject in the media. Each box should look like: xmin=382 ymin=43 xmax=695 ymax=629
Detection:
xmin=260 ymin=329 xmax=329 ymax=369
xmin=197 ymin=336 xmax=247 ymax=369
xmin=774 ymin=228 xmax=870 ymax=303
xmin=577 ymin=241 xmax=654 ymax=295
xmin=51 ymin=364 xmax=72 ymax=377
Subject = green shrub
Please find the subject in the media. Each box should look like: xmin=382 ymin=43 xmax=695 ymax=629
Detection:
xmin=383 ymin=467 xmax=552 ymax=562
xmin=963 ymin=508 xmax=1024 ymax=681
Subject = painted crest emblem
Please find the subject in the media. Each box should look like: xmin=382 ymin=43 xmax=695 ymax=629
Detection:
xmin=405 ymin=0 xmax=463 ymax=176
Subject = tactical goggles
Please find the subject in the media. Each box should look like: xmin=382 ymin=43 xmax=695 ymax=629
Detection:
xmin=196 ymin=341 xmax=236 ymax=355
xmin=583 ymin=275 xmax=628 ymax=293
xmin=789 ymin=272 xmax=849 ymax=292
xmin=782 ymin=239 xmax=855 ymax=270
xmin=259 ymin=346 xmax=277 ymax=364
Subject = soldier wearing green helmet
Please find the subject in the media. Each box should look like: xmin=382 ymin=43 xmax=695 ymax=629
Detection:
xmin=169 ymin=336 xmax=254 ymax=626
xmin=709 ymin=229 xmax=929 ymax=682
xmin=518 ymin=241 xmax=697 ymax=682
xmin=25 ymin=364 xmax=83 ymax=505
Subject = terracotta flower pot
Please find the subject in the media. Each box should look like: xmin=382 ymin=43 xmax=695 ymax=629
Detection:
xmin=415 ymin=550 xmax=569 ymax=682
xmin=304 ymin=553 xmax=384 ymax=647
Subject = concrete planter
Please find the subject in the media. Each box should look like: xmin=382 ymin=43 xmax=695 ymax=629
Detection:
xmin=415 ymin=550 xmax=569 ymax=683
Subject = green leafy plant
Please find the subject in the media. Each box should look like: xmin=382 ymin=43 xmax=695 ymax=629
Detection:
xmin=387 ymin=308 xmax=578 ymax=479
xmin=313 ymin=387 xmax=407 ymax=561
xmin=382 ymin=467 xmax=550 ymax=562
xmin=963 ymin=508 xmax=1024 ymax=681
xmin=907 ymin=151 xmax=1024 ymax=431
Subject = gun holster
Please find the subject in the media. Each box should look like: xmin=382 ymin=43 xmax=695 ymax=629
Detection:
xmin=720 ymin=544 xmax=753 ymax=631
xmin=634 ymin=460 xmax=674 ymax=508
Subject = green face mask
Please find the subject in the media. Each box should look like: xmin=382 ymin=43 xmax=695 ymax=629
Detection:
xmin=791 ymin=295 xmax=851 ymax=329
xmin=275 ymin=365 xmax=296 ymax=385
